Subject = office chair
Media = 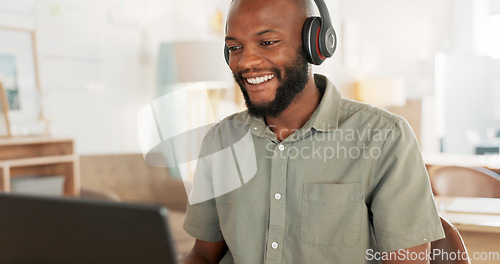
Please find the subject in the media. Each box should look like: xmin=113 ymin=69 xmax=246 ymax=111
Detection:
xmin=430 ymin=216 xmax=471 ymax=264
xmin=428 ymin=166 xmax=500 ymax=198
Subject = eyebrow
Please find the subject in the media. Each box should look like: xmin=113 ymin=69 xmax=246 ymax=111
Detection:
xmin=225 ymin=29 xmax=278 ymax=41
xmin=256 ymin=29 xmax=276 ymax=36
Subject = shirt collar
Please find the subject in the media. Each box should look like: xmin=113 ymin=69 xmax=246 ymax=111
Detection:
xmin=311 ymin=74 xmax=342 ymax=132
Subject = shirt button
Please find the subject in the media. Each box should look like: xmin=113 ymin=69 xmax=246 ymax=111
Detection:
xmin=271 ymin=242 xmax=278 ymax=249
xmin=274 ymin=193 xmax=281 ymax=200
xmin=278 ymin=144 xmax=285 ymax=151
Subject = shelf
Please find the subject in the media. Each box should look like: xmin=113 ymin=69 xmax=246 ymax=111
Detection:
xmin=0 ymin=138 xmax=79 ymax=196
xmin=0 ymin=136 xmax=73 ymax=146
xmin=0 ymin=155 xmax=76 ymax=168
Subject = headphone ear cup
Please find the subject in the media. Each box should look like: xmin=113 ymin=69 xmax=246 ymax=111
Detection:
xmin=302 ymin=16 xmax=324 ymax=65
xmin=224 ymin=44 xmax=230 ymax=65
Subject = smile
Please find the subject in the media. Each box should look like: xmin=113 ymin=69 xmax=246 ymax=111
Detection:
xmin=246 ymin=74 xmax=275 ymax=85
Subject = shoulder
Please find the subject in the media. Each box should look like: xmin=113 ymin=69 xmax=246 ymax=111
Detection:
xmin=219 ymin=110 xmax=251 ymax=124
xmin=339 ymin=98 xmax=409 ymax=131
xmin=212 ymin=110 xmax=251 ymax=133
xmin=201 ymin=110 xmax=251 ymax=148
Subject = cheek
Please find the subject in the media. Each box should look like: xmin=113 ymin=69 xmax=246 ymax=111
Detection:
xmin=262 ymin=44 xmax=300 ymax=69
xmin=261 ymin=49 xmax=286 ymax=65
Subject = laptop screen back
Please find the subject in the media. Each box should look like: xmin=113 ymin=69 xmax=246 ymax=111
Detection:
xmin=0 ymin=193 xmax=178 ymax=264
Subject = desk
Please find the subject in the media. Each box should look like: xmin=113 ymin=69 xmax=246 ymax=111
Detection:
xmin=435 ymin=196 xmax=500 ymax=264
xmin=0 ymin=137 xmax=80 ymax=196
xmin=424 ymin=153 xmax=500 ymax=174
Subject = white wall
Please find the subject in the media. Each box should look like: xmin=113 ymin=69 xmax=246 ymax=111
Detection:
xmin=0 ymin=0 xmax=230 ymax=154
xmin=437 ymin=0 xmax=500 ymax=154
xmin=325 ymin=0 xmax=450 ymax=98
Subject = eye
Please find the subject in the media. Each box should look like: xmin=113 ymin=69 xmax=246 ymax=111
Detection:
xmin=227 ymin=46 xmax=242 ymax=52
xmin=261 ymin=40 xmax=279 ymax=46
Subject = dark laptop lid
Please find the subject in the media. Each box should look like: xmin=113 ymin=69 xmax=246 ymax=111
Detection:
xmin=0 ymin=193 xmax=178 ymax=264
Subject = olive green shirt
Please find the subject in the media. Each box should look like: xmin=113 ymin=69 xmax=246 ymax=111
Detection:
xmin=183 ymin=74 xmax=445 ymax=263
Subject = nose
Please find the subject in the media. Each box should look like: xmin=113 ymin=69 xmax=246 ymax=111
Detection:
xmin=235 ymin=46 xmax=264 ymax=70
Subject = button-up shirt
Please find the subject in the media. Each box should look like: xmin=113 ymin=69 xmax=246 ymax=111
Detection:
xmin=183 ymin=74 xmax=444 ymax=263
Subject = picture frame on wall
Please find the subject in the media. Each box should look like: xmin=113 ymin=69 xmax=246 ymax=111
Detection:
xmin=0 ymin=82 xmax=11 ymax=137
xmin=0 ymin=26 xmax=41 ymax=136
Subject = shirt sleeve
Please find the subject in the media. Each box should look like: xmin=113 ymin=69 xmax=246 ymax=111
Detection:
xmin=369 ymin=118 xmax=445 ymax=252
xmin=183 ymin=197 xmax=224 ymax=242
xmin=182 ymin=125 xmax=225 ymax=242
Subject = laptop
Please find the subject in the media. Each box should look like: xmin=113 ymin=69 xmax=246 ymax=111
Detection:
xmin=0 ymin=193 xmax=179 ymax=264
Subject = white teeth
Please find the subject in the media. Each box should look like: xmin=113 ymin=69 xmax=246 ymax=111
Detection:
xmin=246 ymin=74 xmax=275 ymax=85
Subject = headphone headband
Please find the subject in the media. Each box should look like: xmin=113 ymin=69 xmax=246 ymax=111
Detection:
xmin=314 ymin=0 xmax=332 ymax=32
xmin=313 ymin=0 xmax=336 ymax=59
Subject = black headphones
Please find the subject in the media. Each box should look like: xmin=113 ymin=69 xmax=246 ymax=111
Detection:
xmin=224 ymin=0 xmax=337 ymax=66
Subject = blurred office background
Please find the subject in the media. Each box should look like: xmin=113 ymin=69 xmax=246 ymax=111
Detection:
xmin=0 ymin=0 xmax=499 ymax=156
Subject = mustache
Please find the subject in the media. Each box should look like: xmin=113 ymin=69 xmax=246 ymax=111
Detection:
xmin=235 ymin=67 xmax=282 ymax=82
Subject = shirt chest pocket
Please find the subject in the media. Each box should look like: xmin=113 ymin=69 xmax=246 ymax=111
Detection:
xmin=301 ymin=183 xmax=363 ymax=247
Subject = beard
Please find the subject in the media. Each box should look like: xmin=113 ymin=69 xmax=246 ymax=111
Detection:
xmin=233 ymin=49 xmax=310 ymax=117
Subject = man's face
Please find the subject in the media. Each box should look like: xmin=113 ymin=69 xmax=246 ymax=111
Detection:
xmin=225 ymin=0 xmax=310 ymax=117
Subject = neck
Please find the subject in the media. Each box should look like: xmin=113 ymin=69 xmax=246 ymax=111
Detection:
xmin=265 ymin=73 xmax=321 ymax=141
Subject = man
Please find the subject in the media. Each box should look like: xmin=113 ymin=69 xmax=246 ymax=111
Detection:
xmin=182 ymin=0 xmax=444 ymax=263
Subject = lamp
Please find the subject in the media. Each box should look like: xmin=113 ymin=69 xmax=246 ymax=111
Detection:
xmin=157 ymin=41 xmax=234 ymax=91
xmin=139 ymin=41 xmax=239 ymax=183
xmin=355 ymin=78 xmax=406 ymax=107
xmin=138 ymin=41 xmax=257 ymax=204
xmin=157 ymin=40 xmax=239 ymax=118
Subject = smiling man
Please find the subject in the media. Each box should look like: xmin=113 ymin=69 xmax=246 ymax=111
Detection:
xmin=181 ymin=0 xmax=445 ymax=263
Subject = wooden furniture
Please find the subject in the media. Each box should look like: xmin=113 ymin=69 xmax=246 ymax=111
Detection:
xmin=428 ymin=166 xmax=500 ymax=198
xmin=431 ymin=216 xmax=471 ymax=264
xmin=424 ymin=153 xmax=500 ymax=174
xmin=0 ymin=82 xmax=11 ymax=137
xmin=434 ymin=196 xmax=500 ymax=264
xmin=0 ymin=137 xmax=80 ymax=196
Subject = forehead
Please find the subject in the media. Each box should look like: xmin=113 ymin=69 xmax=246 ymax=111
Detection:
xmin=226 ymin=0 xmax=305 ymax=37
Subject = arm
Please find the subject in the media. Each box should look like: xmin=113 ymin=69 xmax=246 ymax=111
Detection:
xmin=383 ymin=243 xmax=430 ymax=264
xmin=181 ymin=239 xmax=228 ymax=264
